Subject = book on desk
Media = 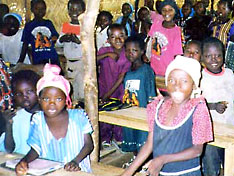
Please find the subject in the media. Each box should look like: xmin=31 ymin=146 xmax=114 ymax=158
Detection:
xmin=4 ymin=158 xmax=63 ymax=176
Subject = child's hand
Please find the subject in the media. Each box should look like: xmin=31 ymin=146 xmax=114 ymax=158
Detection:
xmin=70 ymin=34 xmax=81 ymax=44
xmin=15 ymin=160 xmax=28 ymax=176
xmin=2 ymin=109 xmax=16 ymax=125
xmin=64 ymin=160 xmax=81 ymax=172
xmin=144 ymin=156 xmax=164 ymax=176
xmin=215 ymin=101 xmax=228 ymax=114
xmin=60 ymin=34 xmax=71 ymax=43
xmin=107 ymin=52 xmax=119 ymax=61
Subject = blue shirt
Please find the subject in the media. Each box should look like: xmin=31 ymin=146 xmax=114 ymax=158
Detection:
xmin=28 ymin=109 xmax=93 ymax=172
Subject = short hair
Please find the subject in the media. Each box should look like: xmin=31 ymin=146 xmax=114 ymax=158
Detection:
xmin=11 ymin=70 xmax=41 ymax=93
xmin=107 ymin=23 xmax=127 ymax=37
xmin=31 ymin=0 xmax=46 ymax=10
xmin=186 ymin=40 xmax=201 ymax=49
xmin=201 ymin=37 xmax=225 ymax=58
xmin=68 ymin=0 xmax=86 ymax=11
xmin=217 ymin=0 xmax=232 ymax=11
xmin=97 ymin=11 xmax=113 ymax=22
xmin=124 ymin=34 xmax=146 ymax=51
xmin=0 ymin=4 xmax=9 ymax=16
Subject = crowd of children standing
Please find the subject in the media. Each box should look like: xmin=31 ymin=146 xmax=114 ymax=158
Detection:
xmin=0 ymin=0 xmax=234 ymax=175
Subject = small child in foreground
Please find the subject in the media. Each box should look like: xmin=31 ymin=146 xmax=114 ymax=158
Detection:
xmin=15 ymin=64 xmax=94 ymax=175
xmin=121 ymin=55 xmax=213 ymax=176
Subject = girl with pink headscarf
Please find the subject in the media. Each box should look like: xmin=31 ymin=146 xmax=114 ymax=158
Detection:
xmin=15 ymin=64 xmax=94 ymax=175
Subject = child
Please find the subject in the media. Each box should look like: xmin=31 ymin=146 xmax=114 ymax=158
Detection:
xmin=183 ymin=40 xmax=202 ymax=61
xmin=200 ymin=37 xmax=234 ymax=175
xmin=132 ymin=6 xmax=152 ymax=38
xmin=56 ymin=0 xmax=85 ymax=101
xmin=185 ymin=1 xmax=212 ymax=41
xmin=146 ymin=0 xmax=183 ymax=77
xmin=15 ymin=64 xmax=94 ymax=175
xmin=121 ymin=55 xmax=213 ymax=176
xmin=0 ymin=13 xmax=31 ymax=65
xmin=116 ymin=2 xmax=134 ymax=36
xmin=18 ymin=0 xmax=59 ymax=65
xmin=97 ymin=23 xmax=131 ymax=144
xmin=208 ymin=0 xmax=234 ymax=48
xmin=0 ymin=70 xmax=40 ymax=155
xmin=122 ymin=35 xmax=156 ymax=154
xmin=95 ymin=10 xmax=112 ymax=51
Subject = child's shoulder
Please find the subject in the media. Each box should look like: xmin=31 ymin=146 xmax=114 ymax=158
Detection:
xmin=67 ymin=109 xmax=88 ymax=119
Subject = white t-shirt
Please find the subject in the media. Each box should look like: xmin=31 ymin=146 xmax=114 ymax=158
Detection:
xmin=0 ymin=29 xmax=31 ymax=64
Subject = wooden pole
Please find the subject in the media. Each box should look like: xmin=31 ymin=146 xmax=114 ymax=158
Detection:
xmin=25 ymin=0 xmax=31 ymax=23
xmin=79 ymin=0 xmax=100 ymax=162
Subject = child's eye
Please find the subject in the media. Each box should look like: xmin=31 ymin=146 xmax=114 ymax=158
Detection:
xmin=56 ymin=98 xmax=62 ymax=102
xmin=27 ymin=90 xmax=34 ymax=94
xmin=15 ymin=92 xmax=22 ymax=97
xmin=42 ymin=97 xmax=49 ymax=102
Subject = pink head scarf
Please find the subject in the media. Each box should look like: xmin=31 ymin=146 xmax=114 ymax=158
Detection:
xmin=36 ymin=64 xmax=72 ymax=108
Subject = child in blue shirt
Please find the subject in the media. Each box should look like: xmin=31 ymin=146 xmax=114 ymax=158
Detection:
xmin=18 ymin=0 xmax=59 ymax=65
xmin=122 ymin=35 xmax=156 ymax=153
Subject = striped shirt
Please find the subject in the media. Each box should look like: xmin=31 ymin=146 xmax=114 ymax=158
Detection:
xmin=28 ymin=109 xmax=93 ymax=172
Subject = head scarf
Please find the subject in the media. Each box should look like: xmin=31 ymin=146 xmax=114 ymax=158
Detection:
xmin=36 ymin=64 xmax=72 ymax=107
xmin=165 ymin=55 xmax=201 ymax=97
xmin=3 ymin=13 xmax=22 ymax=25
xmin=160 ymin=0 xmax=179 ymax=15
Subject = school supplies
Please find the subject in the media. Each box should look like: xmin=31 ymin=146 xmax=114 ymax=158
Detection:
xmin=5 ymin=158 xmax=63 ymax=176
xmin=225 ymin=41 xmax=234 ymax=71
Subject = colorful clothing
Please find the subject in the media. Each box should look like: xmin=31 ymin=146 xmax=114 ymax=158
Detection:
xmin=97 ymin=46 xmax=131 ymax=100
xmin=0 ymin=29 xmax=30 ymax=65
xmin=147 ymin=96 xmax=213 ymax=175
xmin=122 ymin=64 xmax=156 ymax=152
xmin=211 ymin=18 xmax=234 ymax=47
xmin=0 ymin=59 xmax=13 ymax=111
xmin=147 ymin=21 xmax=183 ymax=76
xmin=28 ymin=109 xmax=93 ymax=172
xmin=21 ymin=19 xmax=59 ymax=65
xmin=0 ymin=109 xmax=32 ymax=154
xmin=56 ymin=22 xmax=84 ymax=100
xmin=200 ymin=68 xmax=234 ymax=125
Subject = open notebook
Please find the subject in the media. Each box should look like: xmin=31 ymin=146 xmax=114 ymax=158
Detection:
xmin=5 ymin=158 xmax=64 ymax=175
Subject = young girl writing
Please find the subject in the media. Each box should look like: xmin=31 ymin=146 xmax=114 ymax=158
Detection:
xmin=121 ymin=55 xmax=213 ymax=176
xmin=122 ymin=35 xmax=156 ymax=154
xmin=18 ymin=0 xmax=59 ymax=65
xmin=200 ymin=37 xmax=234 ymax=176
xmin=97 ymin=23 xmax=131 ymax=144
xmin=146 ymin=0 xmax=183 ymax=77
xmin=15 ymin=64 xmax=94 ymax=175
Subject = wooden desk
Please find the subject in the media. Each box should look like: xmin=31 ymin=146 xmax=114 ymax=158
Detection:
xmin=99 ymin=107 xmax=234 ymax=176
xmin=0 ymin=152 xmax=144 ymax=176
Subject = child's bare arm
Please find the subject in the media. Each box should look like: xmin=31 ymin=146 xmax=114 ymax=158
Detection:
xmin=121 ymin=132 xmax=154 ymax=176
xmin=70 ymin=34 xmax=81 ymax=44
xmin=59 ymin=34 xmax=71 ymax=43
xmin=102 ymin=72 xmax=125 ymax=101
xmin=208 ymin=102 xmax=227 ymax=114
xmin=64 ymin=133 xmax=94 ymax=172
xmin=3 ymin=109 xmax=17 ymax=153
xmin=17 ymin=42 xmax=28 ymax=63
xmin=15 ymin=148 xmax=39 ymax=175
xmin=146 ymin=144 xmax=203 ymax=176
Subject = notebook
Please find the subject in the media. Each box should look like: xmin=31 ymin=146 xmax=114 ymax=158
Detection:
xmin=5 ymin=158 xmax=64 ymax=176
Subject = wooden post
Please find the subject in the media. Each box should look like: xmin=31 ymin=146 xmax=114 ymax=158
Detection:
xmin=25 ymin=0 xmax=31 ymax=22
xmin=79 ymin=0 xmax=100 ymax=162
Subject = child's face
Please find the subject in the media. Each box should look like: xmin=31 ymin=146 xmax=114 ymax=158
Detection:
xmin=217 ymin=2 xmax=230 ymax=18
xmin=194 ymin=2 xmax=205 ymax=16
xmin=138 ymin=8 xmax=150 ymax=22
xmin=39 ymin=87 xmax=66 ymax=118
xmin=3 ymin=16 xmax=20 ymax=36
xmin=99 ymin=15 xmax=112 ymax=30
xmin=108 ymin=28 xmax=127 ymax=50
xmin=202 ymin=44 xmax=223 ymax=74
xmin=32 ymin=2 xmax=46 ymax=19
xmin=167 ymin=69 xmax=194 ymax=104
xmin=122 ymin=4 xmax=132 ymax=17
xmin=68 ymin=2 xmax=84 ymax=23
xmin=161 ymin=5 xmax=175 ymax=22
xmin=182 ymin=4 xmax=191 ymax=18
xmin=14 ymin=81 xmax=38 ymax=113
xmin=184 ymin=43 xmax=201 ymax=61
xmin=125 ymin=42 xmax=144 ymax=63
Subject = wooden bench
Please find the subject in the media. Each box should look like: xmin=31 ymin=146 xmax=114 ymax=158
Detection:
xmin=99 ymin=107 xmax=234 ymax=175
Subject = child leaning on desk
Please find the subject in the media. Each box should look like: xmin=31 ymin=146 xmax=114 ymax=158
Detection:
xmin=15 ymin=64 xmax=94 ymax=175
xmin=121 ymin=56 xmax=213 ymax=176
